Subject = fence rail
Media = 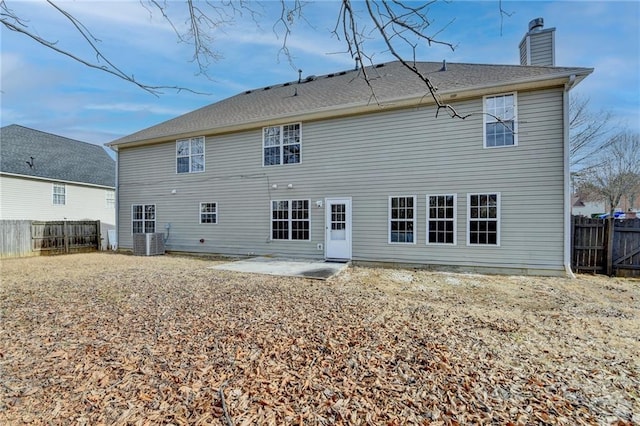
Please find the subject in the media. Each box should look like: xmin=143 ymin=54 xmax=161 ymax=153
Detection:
xmin=572 ymin=216 xmax=640 ymax=277
xmin=0 ymin=220 xmax=100 ymax=258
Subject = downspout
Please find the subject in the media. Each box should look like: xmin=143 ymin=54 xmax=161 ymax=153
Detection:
xmin=114 ymin=147 xmax=119 ymax=252
xmin=563 ymin=74 xmax=577 ymax=278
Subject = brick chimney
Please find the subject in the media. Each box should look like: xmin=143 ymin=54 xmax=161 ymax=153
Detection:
xmin=519 ymin=18 xmax=556 ymax=66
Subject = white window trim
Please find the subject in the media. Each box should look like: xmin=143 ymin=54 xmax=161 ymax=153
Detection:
xmin=131 ymin=204 xmax=156 ymax=235
xmin=426 ymin=194 xmax=457 ymax=245
xmin=466 ymin=192 xmax=501 ymax=247
xmin=176 ymin=136 xmax=205 ymax=174
xmin=483 ymin=92 xmax=518 ymax=149
xmin=199 ymin=202 xmax=218 ymax=225
xmin=262 ymin=123 xmax=302 ymax=167
xmin=52 ymin=182 xmax=66 ymax=206
xmin=270 ymin=199 xmax=311 ymax=241
xmin=388 ymin=195 xmax=417 ymax=245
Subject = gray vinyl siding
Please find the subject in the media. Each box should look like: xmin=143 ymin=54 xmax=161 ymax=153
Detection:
xmin=116 ymin=87 xmax=566 ymax=274
xmin=529 ymin=31 xmax=555 ymax=66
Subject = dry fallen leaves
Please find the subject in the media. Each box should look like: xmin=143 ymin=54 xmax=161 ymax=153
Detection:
xmin=0 ymin=253 xmax=638 ymax=425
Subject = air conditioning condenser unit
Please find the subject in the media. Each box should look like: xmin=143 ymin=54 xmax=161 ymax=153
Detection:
xmin=132 ymin=232 xmax=165 ymax=256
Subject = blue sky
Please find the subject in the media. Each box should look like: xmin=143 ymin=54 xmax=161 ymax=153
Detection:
xmin=1 ymin=0 xmax=639 ymax=149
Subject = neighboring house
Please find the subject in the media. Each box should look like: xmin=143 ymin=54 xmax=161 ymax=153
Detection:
xmin=0 ymin=124 xmax=116 ymax=249
xmin=108 ymin=19 xmax=592 ymax=276
xmin=571 ymin=196 xmax=606 ymax=218
xmin=572 ymin=192 xmax=639 ymax=217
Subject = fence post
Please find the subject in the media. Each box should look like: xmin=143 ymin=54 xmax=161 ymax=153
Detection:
xmin=64 ymin=221 xmax=69 ymax=254
xmin=605 ymin=217 xmax=614 ymax=276
xmin=96 ymin=220 xmax=101 ymax=251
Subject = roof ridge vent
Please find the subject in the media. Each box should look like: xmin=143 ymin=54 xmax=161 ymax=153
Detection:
xmin=304 ymin=75 xmax=316 ymax=82
xmin=375 ymin=63 xmax=385 ymax=68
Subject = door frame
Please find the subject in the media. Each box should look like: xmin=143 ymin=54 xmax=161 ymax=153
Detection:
xmin=325 ymin=197 xmax=352 ymax=260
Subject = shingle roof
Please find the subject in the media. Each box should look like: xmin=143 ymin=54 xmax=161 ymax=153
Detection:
xmin=1 ymin=124 xmax=115 ymax=187
xmin=110 ymin=60 xmax=592 ymax=146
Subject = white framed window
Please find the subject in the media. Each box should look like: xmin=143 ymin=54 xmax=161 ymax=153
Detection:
xmin=105 ymin=190 xmax=115 ymax=208
xmin=176 ymin=136 xmax=205 ymax=173
xmin=426 ymin=194 xmax=457 ymax=245
xmin=467 ymin=193 xmax=500 ymax=246
xmin=484 ymin=93 xmax=517 ymax=148
xmin=200 ymin=202 xmax=218 ymax=224
xmin=263 ymin=123 xmax=301 ymax=166
xmin=271 ymin=199 xmax=310 ymax=240
xmin=52 ymin=183 xmax=66 ymax=205
xmin=389 ymin=196 xmax=416 ymax=244
xmin=132 ymin=204 xmax=156 ymax=234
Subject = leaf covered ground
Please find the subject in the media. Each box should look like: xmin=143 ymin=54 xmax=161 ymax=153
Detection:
xmin=0 ymin=253 xmax=638 ymax=425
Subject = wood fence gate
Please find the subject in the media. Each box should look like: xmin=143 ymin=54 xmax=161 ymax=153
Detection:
xmin=31 ymin=221 xmax=101 ymax=255
xmin=572 ymin=216 xmax=640 ymax=277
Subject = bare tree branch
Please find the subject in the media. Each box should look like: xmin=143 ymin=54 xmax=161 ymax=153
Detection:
xmin=569 ymin=94 xmax=614 ymax=170
xmin=0 ymin=0 xmax=210 ymax=96
xmin=2 ymin=0 xmax=516 ymax=125
xmin=576 ymin=131 xmax=640 ymax=214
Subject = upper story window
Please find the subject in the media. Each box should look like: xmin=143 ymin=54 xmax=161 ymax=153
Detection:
xmin=426 ymin=194 xmax=457 ymax=245
xmin=200 ymin=202 xmax=218 ymax=224
xmin=177 ymin=137 xmax=205 ymax=173
xmin=106 ymin=190 xmax=115 ymax=208
xmin=484 ymin=93 xmax=517 ymax=148
xmin=263 ymin=123 xmax=301 ymax=166
xmin=53 ymin=183 xmax=66 ymax=205
xmin=389 ymin=196 xmax=416 ymax=244
xmin=467 ymin=193 xmax=500 ymax=246
xmin=132 ymin=204 xmax=156 ymax=234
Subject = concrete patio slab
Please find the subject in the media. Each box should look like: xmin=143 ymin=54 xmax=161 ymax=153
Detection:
xmin=209 ymin=256 xmax=349 ymax=280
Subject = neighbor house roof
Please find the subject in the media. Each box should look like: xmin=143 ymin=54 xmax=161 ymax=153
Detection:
xmin=109 ymin=60 xmax=593 ymax=148
xmin=0 ymin=124 xmax=115 ymax=188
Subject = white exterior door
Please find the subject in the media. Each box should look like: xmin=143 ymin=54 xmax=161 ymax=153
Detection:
xmin=325 ymin=198 xmax=352 ymax=260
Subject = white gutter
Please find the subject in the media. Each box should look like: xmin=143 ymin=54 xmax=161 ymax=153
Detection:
xmin=563 ymin=74 xmax=577 ymax=279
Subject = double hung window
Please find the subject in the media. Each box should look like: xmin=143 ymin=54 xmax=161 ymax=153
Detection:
xmin=389 ymin=196 xmax=416 ymax=243
xmin=53 ymin=183 xmax=66 ymax=205
xmin=263 ymin=123 xmax=301 ymax=166
xmin=177 ymin=137 xmax=205 ymax=173
xmin=484 ymin=93 xmax=517 ymax=148
xmin=106 ymin=190 xmax=115 ymax=208
xmin=271 ymin=199 xmax=309 ymax=240
xmin=426 ymin=194 xmax=456 ymax=244
xmin=132 ymin=204 xmax=156 ymax=234
xmin=467 ymin=193 xmax=500 ymax=245
xmin=200 ymin=202 xmax=218 ymax=224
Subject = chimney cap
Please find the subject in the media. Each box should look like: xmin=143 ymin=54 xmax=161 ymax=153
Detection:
xmin=528 ymin=17 xmax=544 ymax=32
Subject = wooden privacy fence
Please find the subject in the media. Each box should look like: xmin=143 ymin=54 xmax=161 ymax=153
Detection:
xmin=0 ymin=220 xmax=101 ymax=258
xmin=572 ymin=216 xmax=640 ymax=277
xmin=31 ymin=221 xmax=101 ymax=255
xmin=0 ymin=220 xmax=33 ymax=259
